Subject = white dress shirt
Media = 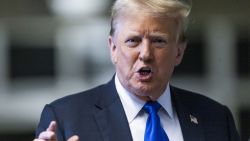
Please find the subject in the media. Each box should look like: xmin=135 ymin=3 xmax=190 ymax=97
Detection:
xmin=115 ymin=75 xmax=184 ymax=141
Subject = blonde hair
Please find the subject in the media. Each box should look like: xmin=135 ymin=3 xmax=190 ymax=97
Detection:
xmin=110 ymin=0 xmax=192 ymax=41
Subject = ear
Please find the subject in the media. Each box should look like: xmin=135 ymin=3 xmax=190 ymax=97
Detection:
xmin=108 ymin=36 xmax=117 ymax=64
xmin=175 ymin=41 xmax=187 ymax=66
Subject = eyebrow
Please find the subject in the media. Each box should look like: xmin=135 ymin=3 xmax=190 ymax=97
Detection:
xmin=126 ymin=31 xmax=169 ymax=38
xmin=149 ymin=32 xmax=169 ymax=38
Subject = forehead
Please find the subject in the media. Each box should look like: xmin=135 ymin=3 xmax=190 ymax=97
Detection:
xmin=115 ymin=13 xmax=180 ymax=37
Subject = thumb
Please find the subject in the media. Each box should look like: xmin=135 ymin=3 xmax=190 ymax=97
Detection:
xmin=46 ymin=121 xmax=57 ymax=132
xmin=68 ymin=135 xmax=79 ymax=141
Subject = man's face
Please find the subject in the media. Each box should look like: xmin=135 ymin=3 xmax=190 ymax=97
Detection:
xmin=109 ymin=14 xmax=186 ymax=101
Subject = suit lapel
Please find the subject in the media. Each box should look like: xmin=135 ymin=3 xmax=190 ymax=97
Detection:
xmin=92 ymin=79 xmax=206 ymax=141
xmin=171 ymin=86 xmax=206 ymax=141
xmin=93 ymin=78 xmax=133 ymax=141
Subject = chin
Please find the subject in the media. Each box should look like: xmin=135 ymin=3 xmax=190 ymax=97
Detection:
xmin=128 ymin=80 xmax=156 ymax=94
xmin=135 ymin=86 xmax=154 ymax=96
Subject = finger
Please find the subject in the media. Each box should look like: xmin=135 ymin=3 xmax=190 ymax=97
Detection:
xmin=46 ymin=121 xmax=57 ymax=132
xmin=33 ymin=139 xmax=45 ymax=141
xmin=38 ymin=131 xmax=57 ymax=140
xmin=67 ymin=135 xmax=79 ymax=141
xmin=34 ymin=139 xmax=56 ymax=141
xmin=33 ymin=139 xmax=52 ymax=141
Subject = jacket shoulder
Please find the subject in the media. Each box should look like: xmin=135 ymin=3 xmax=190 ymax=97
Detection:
xmin=171 ymin=86 xmax=225 ymax=110
xmin=171 ymin=86 xmax=240 ymax=141
xmin=50 ymin=84 xmax=106 ymax=108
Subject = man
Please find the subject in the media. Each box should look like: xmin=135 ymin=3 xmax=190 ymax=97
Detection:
xmin=34 ymin=0 xmax=240 ymax=141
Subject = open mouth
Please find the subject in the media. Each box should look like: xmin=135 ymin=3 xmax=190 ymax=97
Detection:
xmin=136 ymin=67 xmax=153 ymax=81
xmin=137 ymin=67 xmax=153 ymax=76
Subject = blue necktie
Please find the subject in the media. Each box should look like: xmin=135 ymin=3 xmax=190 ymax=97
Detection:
xmin=143 ymin=101 xmax=169 ymax=141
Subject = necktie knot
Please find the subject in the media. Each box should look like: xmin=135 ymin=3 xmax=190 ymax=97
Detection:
xmin=143 ymin=101 xmax=161 ymax=114
xmin=143 ymin=101 xmax=169 ymax=141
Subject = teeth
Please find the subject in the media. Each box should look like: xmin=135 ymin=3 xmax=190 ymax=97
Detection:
xmin=138 ymin=67 xmax=152 ymax=74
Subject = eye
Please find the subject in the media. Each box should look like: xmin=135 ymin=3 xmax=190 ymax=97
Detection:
xmin=151 ymin=37 xmax=168 ymax=48
xmin=153 ymin=38 xmax=165 ymax=43
xmin=152 ymin=37 xmax=167 ymax=43
xmin=125 ymin=37 xmax=141 ymax=47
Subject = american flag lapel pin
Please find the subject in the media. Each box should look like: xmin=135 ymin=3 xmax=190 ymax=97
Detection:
xmin=190 ymin=114 xmax=198 ymax=124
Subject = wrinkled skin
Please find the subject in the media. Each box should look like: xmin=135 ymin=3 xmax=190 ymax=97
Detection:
xmin=109 ymin=14 xmax=186 ymax=101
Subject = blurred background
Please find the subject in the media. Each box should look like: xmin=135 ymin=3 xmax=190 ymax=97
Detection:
xmin=0 ymin=0 xmax=249 ymax=140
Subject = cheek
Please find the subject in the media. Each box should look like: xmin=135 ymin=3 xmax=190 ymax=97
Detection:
xmin=119 ymin=48 xmax=138 ymax=65
xmin=117 ymin=49 xmax=139 ymax=84
xmin=116 ymin=47 xmax=139 ymax=75
xmin=156 ymin=50 xmax=177 ymax=73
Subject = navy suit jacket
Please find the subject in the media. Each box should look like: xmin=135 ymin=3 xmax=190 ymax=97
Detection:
xmin=36 ymin=78 xmax=240 ymax=141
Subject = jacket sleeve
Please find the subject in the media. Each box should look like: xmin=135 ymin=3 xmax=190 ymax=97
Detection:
xmin=35 ymin=104 xmax=65 ymax=141
xmin=224 ymin=106 xmax=241 ymax=141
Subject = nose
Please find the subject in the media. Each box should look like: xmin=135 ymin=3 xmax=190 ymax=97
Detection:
xmin=139 ymin=40 xmax=153 ymax=63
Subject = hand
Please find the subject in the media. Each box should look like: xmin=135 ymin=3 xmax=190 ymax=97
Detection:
xmin=34 ymin=121 xmax=79 ymax=141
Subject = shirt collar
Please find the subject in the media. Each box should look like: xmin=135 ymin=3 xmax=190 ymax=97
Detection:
xmin=115 ymin=75 xmax=145 ymax=123
xmin=157 ymin=84 xmax=174 ymax=119
xmin=115 ymin=75 xmax=174 ymax=123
